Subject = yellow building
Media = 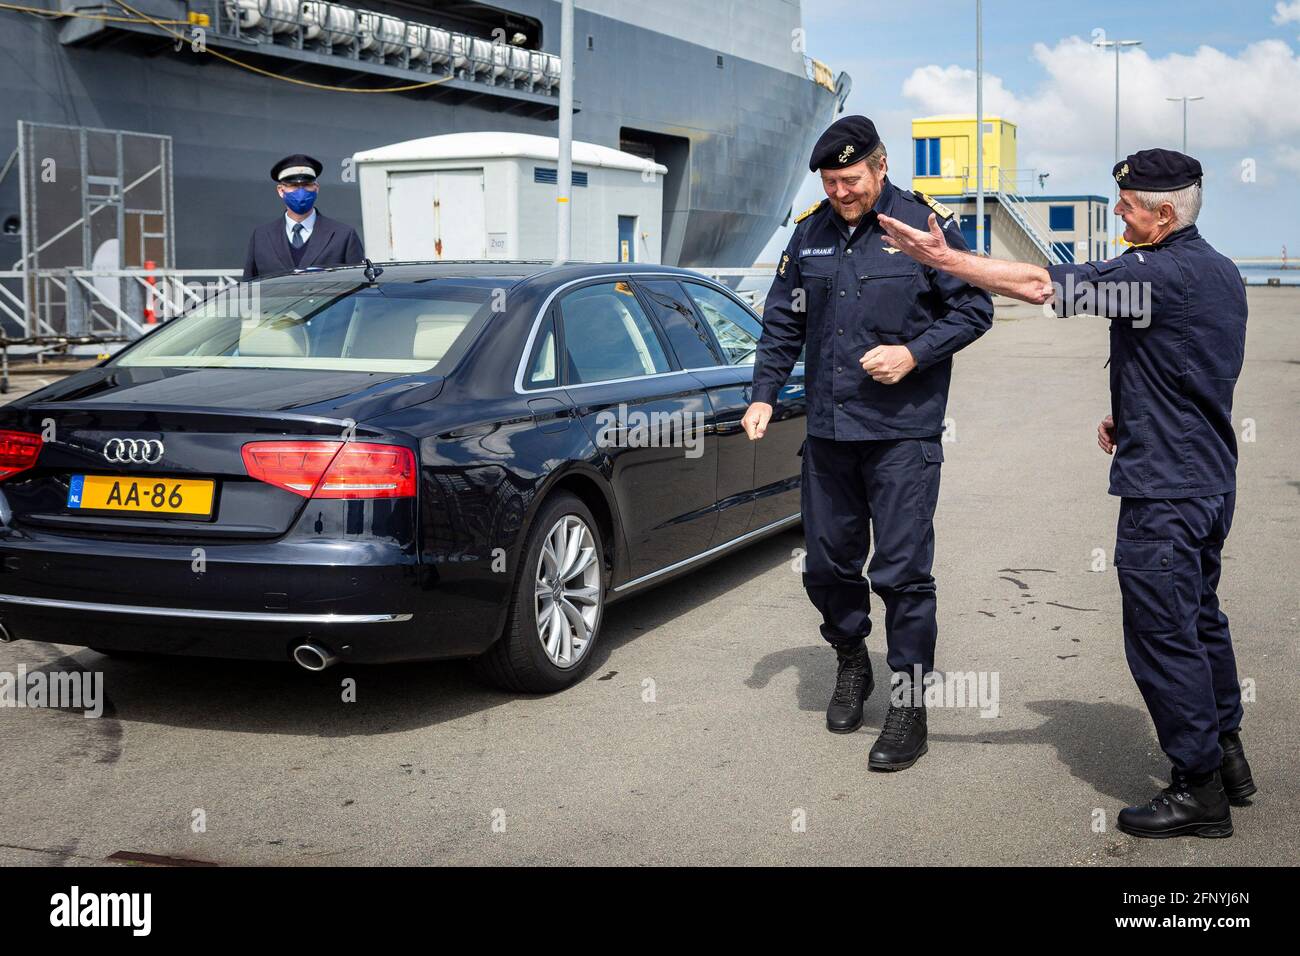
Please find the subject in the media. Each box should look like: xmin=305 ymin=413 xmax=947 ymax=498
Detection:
xmin=907 ymin=115 xmax=1108 ymax=265
xmin=910 ymin=115 xmax=1018 ymax=195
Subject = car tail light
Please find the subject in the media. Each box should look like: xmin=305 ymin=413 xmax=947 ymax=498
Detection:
xmin=0 ymin=430 xmax=43 ymax=481
xmin=314 ymin=442 xmax=417 ymax=499
xmin=242 ymin=441 xmax=416 ymax=499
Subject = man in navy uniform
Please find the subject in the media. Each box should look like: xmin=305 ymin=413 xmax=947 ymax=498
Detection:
xmin=741 ymin=115 xmax=993 ymax=770
xmin=878 ymin=148 xmax=1254 ymax=837
xmin=242 ymin=154 xmax=365 ymax=280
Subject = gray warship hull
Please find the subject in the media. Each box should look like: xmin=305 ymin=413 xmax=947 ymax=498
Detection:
xmin=0 ymin=0 xmax=846 ymax=274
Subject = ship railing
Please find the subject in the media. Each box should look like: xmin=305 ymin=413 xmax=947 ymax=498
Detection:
xmin=198 ymin=1 xmax=562 ymax=92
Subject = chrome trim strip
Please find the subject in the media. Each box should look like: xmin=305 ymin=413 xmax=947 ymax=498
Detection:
xmin=558 ymin=369 xmax=699 ymax=393
xmin=0 ymin=593 xmax=412 ymax=624
xmin=612 ymin=513 xmax=800 ymax=593
xmin=513 ymin=271 xmax=757 ymax=394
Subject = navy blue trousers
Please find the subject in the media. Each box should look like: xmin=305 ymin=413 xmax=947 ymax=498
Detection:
xmin=800 ymin=434 xmax=943 ymax=673
xmin=1116 ymin=494 xmax=1243 ymax=775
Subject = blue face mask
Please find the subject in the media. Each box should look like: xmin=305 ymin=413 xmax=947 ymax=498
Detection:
xmin=283 ymin=187 xmax=317 ymax=215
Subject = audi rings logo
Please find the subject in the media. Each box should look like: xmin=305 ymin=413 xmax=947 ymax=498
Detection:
xmin=103 ymin=438 xmax=164 ymax=465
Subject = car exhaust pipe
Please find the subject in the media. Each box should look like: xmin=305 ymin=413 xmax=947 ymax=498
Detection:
xmin=292 ymin=643 xmax=338 ymax=672
xmin=0 ymin=620 xmax=15 ymax=644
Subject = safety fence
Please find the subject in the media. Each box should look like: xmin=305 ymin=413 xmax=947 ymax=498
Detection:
xmin=0 ymin=265 xmax=775 ymax=346
xmin=0 ymin=267 xmax=241 ymax=342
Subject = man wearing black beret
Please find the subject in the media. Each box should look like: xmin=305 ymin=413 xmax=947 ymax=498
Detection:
xmin=742 ymin=115 xmax=993 ymax=770
xmin=877 ymin=147 xmax=1255 ymax=838
xmin=242 ymin=153 xmax=365 ymax=280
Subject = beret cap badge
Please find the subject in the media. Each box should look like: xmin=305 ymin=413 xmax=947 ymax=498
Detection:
xmin=809 ymin=115 xmax=881 ymax=172
xmin=1115 ymin=162 xmax=1130 ymax=184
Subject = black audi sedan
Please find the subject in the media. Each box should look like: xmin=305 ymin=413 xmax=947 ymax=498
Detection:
xmin=0 ymin=262 xmax=807 ymax=692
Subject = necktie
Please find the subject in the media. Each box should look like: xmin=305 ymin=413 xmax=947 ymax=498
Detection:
xmin=291 ymin=223 xmax=305 ymax=249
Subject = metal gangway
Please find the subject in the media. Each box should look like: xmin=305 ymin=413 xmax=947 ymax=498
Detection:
xmin=0 ymin=266 xmax=241 ymax=393
xmin=0 ymin=267 xmax=241 ymax=340
xmin=0 ymin=119 xmax=194 ymax=369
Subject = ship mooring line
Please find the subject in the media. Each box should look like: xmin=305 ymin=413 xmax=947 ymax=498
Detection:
xmin=110 ymin=0 xmax=458 ymax=94
xmin=0 ymin=1 xmax=186 ymax=25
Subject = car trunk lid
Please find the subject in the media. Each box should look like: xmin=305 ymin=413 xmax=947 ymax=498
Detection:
xmin=0 ymin=367 xmax=439 ymax=539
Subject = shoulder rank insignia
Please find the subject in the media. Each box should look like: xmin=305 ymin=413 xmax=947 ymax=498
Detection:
xmin=914 ymin=191 xmax=954 ymax=220
xmin=793 ymin=199 xmax=825 ymax=224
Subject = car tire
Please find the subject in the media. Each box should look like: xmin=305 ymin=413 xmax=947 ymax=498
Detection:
xmin=474 ymin=492 xmax=606 ymax=694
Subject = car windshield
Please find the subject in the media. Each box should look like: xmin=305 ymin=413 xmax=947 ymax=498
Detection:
xmin=114 ymin=280 xmax=496 ymax=374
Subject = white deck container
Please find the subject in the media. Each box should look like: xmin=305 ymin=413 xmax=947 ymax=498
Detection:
xmin=353 ymin=132 xmax=666 ymax=264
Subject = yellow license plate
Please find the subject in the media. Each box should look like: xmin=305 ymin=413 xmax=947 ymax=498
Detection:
xmin=68 ymin=475 xmax=215 ymax=517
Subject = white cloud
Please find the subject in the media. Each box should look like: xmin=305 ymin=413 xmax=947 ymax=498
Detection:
xmin=900 ymin=36 xmax=1300 ymax=191
xmin=1275 ymin=144 xmax=1300 ymax=175
xmin=1273 ymin=1 xmax=1300 ymax=25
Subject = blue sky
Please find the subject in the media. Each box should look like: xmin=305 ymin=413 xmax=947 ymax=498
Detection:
xmin=762 ymin=0 xmax=1300 ymax=260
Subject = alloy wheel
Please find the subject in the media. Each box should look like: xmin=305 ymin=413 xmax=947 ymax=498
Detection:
xmin=534 ymin=514 xmax=601 ymax=668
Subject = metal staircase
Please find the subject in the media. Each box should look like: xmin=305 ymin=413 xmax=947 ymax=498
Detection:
xmin=994 ymin=171 xmax=1065 ymax=265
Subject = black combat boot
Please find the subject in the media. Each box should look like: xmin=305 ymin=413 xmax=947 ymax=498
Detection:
xmin=868 ymin=688 xmax=928 ymax=771
xmin=1219 ymin=731 xmax=1257 ymax=804
xmin=825 ymin=642 xmax=873 ymax=733
xmin=1117 ymin=768 xmax=1233 ymax=839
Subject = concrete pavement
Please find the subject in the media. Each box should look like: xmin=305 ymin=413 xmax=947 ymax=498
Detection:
xmin=0 ymin=289 xmax=1296 ymax=866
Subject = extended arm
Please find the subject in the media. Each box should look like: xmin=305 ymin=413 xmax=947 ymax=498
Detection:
xmin=877 ymin=213 xmax=1054 ymax=305
xmin=900 ymin=216 xmax=994 ymax=370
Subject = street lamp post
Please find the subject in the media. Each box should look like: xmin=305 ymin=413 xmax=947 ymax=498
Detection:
xmin=1094 ymin=37 xmax=1142 ymax=254
xmin=1166 ymin=95 xmax=1204 ymax=153
xmin=555 ymin=0 xmax=574 ymax=264
xmin=975 ymin=0 xmax=984 ymax=256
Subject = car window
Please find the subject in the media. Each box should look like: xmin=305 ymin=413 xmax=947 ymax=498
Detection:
xmin=682 ymin=282 xmax=762 ymax=365
xmin=638 ymin=280 xmax=722 ymax=368
xmin=527 ymin=316 xmax=558 ymax=388
xmin=558 ymin=281 xmax=671 ymax=384
xmin=114 ymin=280 xmax=494 ymax=374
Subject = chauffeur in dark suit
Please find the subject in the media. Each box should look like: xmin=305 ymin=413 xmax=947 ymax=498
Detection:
xmin=242 ymin=154 xmax=366 ymax=280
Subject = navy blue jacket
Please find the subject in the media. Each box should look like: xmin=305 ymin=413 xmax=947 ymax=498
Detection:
xmin=753 ymin=179 xmax=994 ymax=440
xmin=242 ymin=211 xmax=365 ymax=281
xmin=1047 ymin=225 xmax=1247 ymax=499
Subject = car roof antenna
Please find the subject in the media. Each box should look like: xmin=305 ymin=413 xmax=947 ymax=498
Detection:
xmin=362 ymin=258 xmax=384 ymax=283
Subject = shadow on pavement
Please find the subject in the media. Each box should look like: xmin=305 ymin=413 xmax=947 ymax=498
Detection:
xmin=746 ymin=642 xmax=1167 ymax=802
xmin=9 ymin=528 xmax=808 ymax=738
